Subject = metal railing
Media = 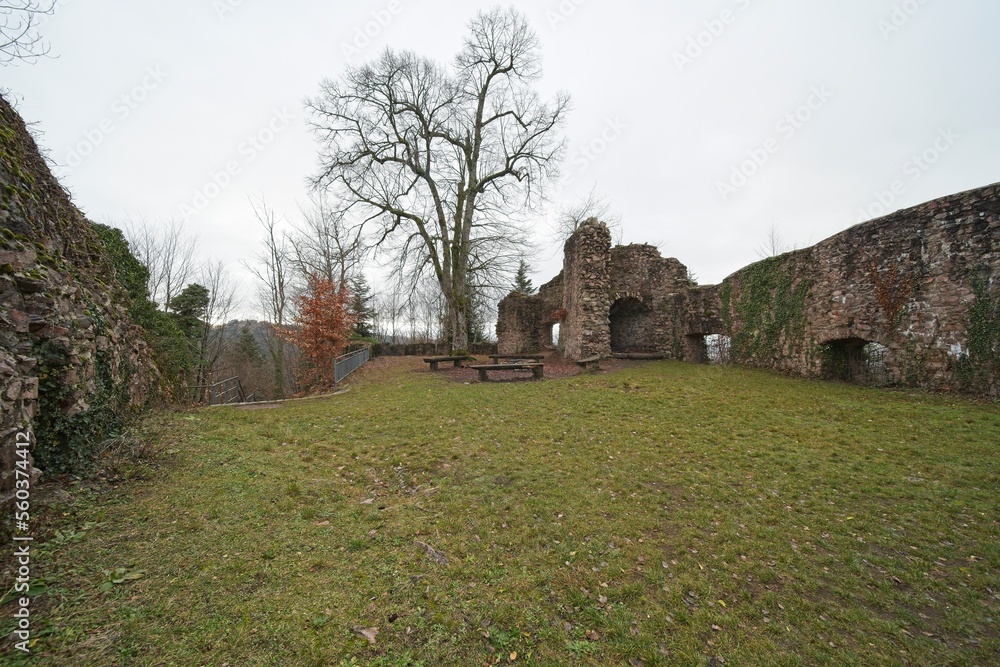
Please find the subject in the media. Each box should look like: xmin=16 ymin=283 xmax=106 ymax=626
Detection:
xmin=334 ymin=346 xmax=371 ymax=386
xmin=186 ymin=376 xmax=255 ymax=406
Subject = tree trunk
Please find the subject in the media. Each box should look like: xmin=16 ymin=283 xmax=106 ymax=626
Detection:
xmin=452 ymin=301 xmax=469 ymax=352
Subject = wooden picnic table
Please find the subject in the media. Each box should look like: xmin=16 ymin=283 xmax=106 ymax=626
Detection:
xmin=423 ymin=355 xmax=474 ymax=371
xmin=488 ymin=353 xmax=545 ymax=363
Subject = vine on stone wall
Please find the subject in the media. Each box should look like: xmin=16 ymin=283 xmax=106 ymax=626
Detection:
xmin=31 ymin=301 xmax=139 ymax=474
xmin=725 ymin=257 xmax=812 ymax=365
xmin=871 ymin=260 xmax=917 ymax=332
xmin=952 ymin=273 xmax=1000 ymax=396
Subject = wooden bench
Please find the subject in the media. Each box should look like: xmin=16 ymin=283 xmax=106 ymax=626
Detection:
xmin=469 ymin=363 xmax=544 ymax=381
xmin=576 ymin=355 xmax=601 ymax=371
xmin=611 ymin=352 xmax=665 ymax=360
xmin=423 ymin=355 xmax=473 ymax=371
xmin=489 ymin=353 xmax=545 ymax=363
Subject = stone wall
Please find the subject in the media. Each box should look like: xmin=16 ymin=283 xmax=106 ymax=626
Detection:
xmin=719 ymin=182 xmax=1000 ymax=391
xmin=496 ymin=181 xmax=999 ymax=394
xmin=496 ymin=272 xmax=564 ymax=354
xmin=1 ymin=95 xmax=156 ymax=527
xmin=559 ymin=220 xmax=612 ymax=360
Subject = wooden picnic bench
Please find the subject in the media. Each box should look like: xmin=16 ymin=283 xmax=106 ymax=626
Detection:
xmin=423 ymin=355 xmax=474 ymax=371
xmin=488 ymin=353 xmax=545 ymax=363
xmin=575 ymin=355 xmax=601 ymax=371
xmin=469 ymin=363 xmax=544 ymax=381
xmin=611 ymin=352 xmax=665 ymax=360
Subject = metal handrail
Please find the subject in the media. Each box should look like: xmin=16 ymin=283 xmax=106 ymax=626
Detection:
xmin=334 ymin=346 xmax=372 ymax=386
xmin=185 ymin=376 xmax=253 ymax=406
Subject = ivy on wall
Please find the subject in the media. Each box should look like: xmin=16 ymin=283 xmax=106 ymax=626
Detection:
xmin=31 ymin=304 xmax=137 ymax=474
xmin=952 ymin=273 xmax=1000 ymax=395
xmin=871 ymin=259 xmax=917 ymax=332
xmin=722 ymin=257 xmax=812 ymax=366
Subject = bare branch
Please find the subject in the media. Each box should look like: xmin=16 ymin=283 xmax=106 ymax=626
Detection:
xmin=1 ymin=0 xmax=56 ymax=65
xmin=307 ymin=8 xmax=567 ymax=350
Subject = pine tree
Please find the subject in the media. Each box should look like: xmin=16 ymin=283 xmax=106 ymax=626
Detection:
xmin=513 ymin=260 xmax=535 ymax=295
xmin=234 ymin=327 xmax=264 ymax=367
xmin=349 ymin=274 xmax=376 ymax=339
xmin=169 ymin=283 xmax=209 ymax=339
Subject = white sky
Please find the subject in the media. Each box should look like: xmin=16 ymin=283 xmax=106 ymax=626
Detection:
xmin=3 ymin=0 xmax=999 ymax=319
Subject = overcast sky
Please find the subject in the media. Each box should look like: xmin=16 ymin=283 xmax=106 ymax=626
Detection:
xmin=3 ymin=0 xmax=999 ymax=319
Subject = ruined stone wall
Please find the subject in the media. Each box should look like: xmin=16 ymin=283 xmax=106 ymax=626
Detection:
xmin=497 ymin=182 xmax=998 ymax=394
xmin=608 ymin=244 xmax=692 ymax=356
xmin=496 ymin=273 xmax=564 ymax=354
xmin=718 ymin=182 xmax=1000 ymax=391
xmin=560 ymin=220 xmax=612 ymax=360
xmin=1 ymin=95 xmax=155 ymax=526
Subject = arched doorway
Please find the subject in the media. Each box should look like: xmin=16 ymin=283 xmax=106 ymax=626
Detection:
xmin=609 ymin=297 xmax=656 ymax=353
xmin=822 ymin=338 xmax=889 ymax=385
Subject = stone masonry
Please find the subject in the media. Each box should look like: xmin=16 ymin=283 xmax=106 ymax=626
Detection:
xmin=497 ymin=182 xmax=1000 ymax=394
xmin=1 ymin=95 xmax=156 ymax=528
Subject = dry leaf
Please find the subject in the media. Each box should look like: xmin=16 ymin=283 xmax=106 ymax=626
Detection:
xmin=351 ymin=626 xmax=379 ymax=644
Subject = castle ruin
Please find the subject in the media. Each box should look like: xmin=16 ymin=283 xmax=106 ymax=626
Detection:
xmin=498 ymin=183 xmax=1000 ymax=394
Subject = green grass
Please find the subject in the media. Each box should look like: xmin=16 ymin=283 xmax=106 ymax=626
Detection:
xmin=5 ymin=358 xmax=999 ymax=666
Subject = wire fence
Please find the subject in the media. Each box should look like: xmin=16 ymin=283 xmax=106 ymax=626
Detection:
xmin=185 ymin=376 xmax=255 ymax=406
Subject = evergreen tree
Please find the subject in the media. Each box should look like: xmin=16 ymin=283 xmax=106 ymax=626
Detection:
xmin=513 ymin=260 xmax=535 ymax=295
xmin=169 ymin=283 xmax=210 ymax=340
xmin=349 ymin=274 xmax=376 ymax=339
xmin=234 ymin=326 xmax=264 ymax=367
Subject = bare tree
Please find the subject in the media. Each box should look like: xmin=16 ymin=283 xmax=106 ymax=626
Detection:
xmin=121 ymin=216 xmax=198 ymax=311
xmin=554 ymin=188 xmax=623 ymax=244
xmin=1 ymin=0 xmax=55 ymax=65
xmin=243 ymin=198 xmax=293 ymax=398
xmin=373 ymin=282 xmax=400 ymax=343
xmin=196 ymin=260 xmax=240 ymax=385
xmin=756 ymin=221 xmax=789 ymax=259
xmin=289 ymin=191 xmax=363 ymax=287
xmin=308 ymin=7 xmax=569 ymax=351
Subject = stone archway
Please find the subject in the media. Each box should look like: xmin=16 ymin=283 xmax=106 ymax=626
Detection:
xmin=822 ymin=337 xmax=890 ymax=385
xmin=609 ymin=297 xmax=656 ymax=353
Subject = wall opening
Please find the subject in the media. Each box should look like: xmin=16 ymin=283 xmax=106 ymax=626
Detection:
xmin=822 ymin=338 xmax=889 ymax=385
xmin=551 ymin=322 xmax=561 ymax=347
xmin=684 ymin=333 xmax=730 ymax=364
xmin=706 ymin=334 xmax=732 ymax=365
xmin=610 ymin=297 xmax=656 ymax=353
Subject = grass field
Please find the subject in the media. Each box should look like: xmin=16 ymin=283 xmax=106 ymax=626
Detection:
xmin=4 ymin=357 xmax=999 ymax=666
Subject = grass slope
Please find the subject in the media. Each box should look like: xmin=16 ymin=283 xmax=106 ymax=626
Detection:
xmin=6 ymin=358 xmax=999 ymax=666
